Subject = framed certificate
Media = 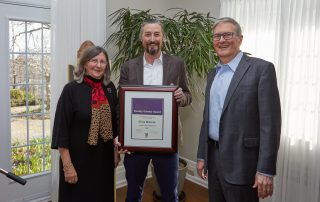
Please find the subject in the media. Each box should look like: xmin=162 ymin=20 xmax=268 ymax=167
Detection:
xmin=119 ymin=85 xmax=178 ymax=152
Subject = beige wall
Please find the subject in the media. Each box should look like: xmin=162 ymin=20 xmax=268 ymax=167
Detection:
xmin=106 ymin=0 xmax=220 ymax=23
xmin=179 ymin=80 xmax=207 ymax=161
xmin=106 ymin=0 xmax=220 ymax=162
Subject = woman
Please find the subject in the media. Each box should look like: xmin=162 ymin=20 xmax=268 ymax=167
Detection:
xmin=51 ymin=46 xmax=118 ymax=201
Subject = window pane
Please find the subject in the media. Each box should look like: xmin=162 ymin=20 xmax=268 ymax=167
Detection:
xmin=43 ymin=24 xmax=51 ymax=53
xmin=27 ymin=84 xmax=41 ymax=106
xmin=44 ymin=55 xmax=51 ymax=113
xmin=27 ymin=84 xmax=42 ymax=110
xmin=44 ymin=55 xmax=51 ymax=84
xmin=44 ymin=142 xmax=51 ymax=171
xmin=12 ymin=146 xmax=29 ymax=176
xmin=9 ymin=21 xmax=26 ymax=53
xmin=10 ymin=85 xmax=27 ymax=109
xmin=27 ymin=54 xmax=42 ymax=84
xmin=44 ymin=115 xmax=50 ymax=138
xmin=29 ymin=143 xmax=44 ymax=174
xmin=28 ymin=112 xmax=50 ymax=139
xmin=11 ymin=116 xmax=27 ymax=145
xmin=10 ymin=19 xmax=51 ymax=176
xmin=29 ymin=114 xmax=44 ymax=140
xmin=27 ymin=22 xmax=42 ymax=53
xmin=9 ymin=54 xmax=26 ymax=85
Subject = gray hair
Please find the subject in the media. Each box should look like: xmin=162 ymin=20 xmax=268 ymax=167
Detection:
xmin=212 ymin=17 xmax=242 ymax=36
xmin=74 ymin=46 xmax=111 ymax=86
xmin=139 ymin=18 xmax=166 ymax=40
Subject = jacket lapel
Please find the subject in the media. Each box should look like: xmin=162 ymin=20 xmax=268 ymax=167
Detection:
xmin=136 ymin=56 xmax=144 ymax=85
xmin=205 ymin=70 xmax=216 ymax=105
xmin=222 ymin=54 xmax=250 ymax=114
xmin=162 ymin=54 xmax=170 ymax=85
xmin=205 ymin=69 xmax=216 ymax=122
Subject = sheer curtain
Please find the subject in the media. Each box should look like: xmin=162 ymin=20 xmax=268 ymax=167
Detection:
xmin=220 ymin=0 xmax=320 ymax=201
xmin=50 ymin=0 xmax=106 ymax=201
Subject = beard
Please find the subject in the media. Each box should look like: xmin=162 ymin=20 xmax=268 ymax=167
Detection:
xmin=146 ymin=42 xmax=160 ymax=56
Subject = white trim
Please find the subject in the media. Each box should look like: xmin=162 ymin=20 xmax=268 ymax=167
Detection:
xmin=0 ymin=0 xmax=50 ymax=9
xmin=8 ymin=192 xmax=51 ymax=202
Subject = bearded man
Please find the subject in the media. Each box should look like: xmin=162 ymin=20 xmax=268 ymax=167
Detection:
xmin=119 ymin=19 xmax=192 ymax=202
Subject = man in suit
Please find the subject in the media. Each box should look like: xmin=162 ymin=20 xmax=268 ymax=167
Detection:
xmin=119 ymin=19 xmax=192 ymax=202
xmin=196 ymin=17 xmax=281 ymax=202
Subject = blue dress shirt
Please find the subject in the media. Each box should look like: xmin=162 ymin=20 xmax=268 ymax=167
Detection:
xmin=209 ymin=51 xmax=243 ymax=141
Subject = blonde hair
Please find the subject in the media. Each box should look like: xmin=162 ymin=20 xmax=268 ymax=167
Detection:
xmin=77 ymin=40 xmax=95 ymax=66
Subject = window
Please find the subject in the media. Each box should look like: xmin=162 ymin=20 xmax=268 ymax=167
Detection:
xmin=9 ymin=20 xmax=51 ymax=176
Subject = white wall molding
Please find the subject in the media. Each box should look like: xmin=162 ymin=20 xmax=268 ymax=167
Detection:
xmin=0 ymin=0 xmax=50 ymax=9
xmin=50 ymin=1 xmax=107 ymax=201
xmin=8 ymin=192 xmax=51 ymax=202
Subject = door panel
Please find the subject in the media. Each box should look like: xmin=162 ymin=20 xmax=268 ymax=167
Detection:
xmin=0 ymin=2 xmax=51 ymax=202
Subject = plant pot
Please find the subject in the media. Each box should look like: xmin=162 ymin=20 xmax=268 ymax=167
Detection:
xmin=151 ymin=158 xmax=187 ymax=202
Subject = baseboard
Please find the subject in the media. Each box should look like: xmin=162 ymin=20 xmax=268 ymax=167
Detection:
xmin=115 ymin=165 xmax=127 ymax=188
xmin=8 ymin=193 xmax=51 ymax=202
xmin=115 ymin=157 xmax=208 ymax=189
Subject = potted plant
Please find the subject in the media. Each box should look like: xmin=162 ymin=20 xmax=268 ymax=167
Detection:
xmin=104 ymin=8 xmax=218 ymax=94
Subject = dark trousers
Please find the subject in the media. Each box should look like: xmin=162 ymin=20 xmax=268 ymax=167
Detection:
xmin=124 ymin=152 xmax=178 ymax=202
xmin=208 ymin=140 xmax=259 ymax=202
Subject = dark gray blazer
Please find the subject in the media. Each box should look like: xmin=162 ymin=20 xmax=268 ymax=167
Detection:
xmin=197 ymin=53 xmax=281 ymax=185
xmin=119 ymin=54 xmax=192 ymax=106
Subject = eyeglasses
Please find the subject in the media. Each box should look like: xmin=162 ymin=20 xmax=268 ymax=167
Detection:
xmin=213 ymin=32 xmax=236 ymax=41
xmin=89 ymin=58 xmax=107 ymax=66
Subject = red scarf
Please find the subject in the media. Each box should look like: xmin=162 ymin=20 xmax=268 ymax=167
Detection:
xmin=83 ymin=76 xmax=113 ymax=145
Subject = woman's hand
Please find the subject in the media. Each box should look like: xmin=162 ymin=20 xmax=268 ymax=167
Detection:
xmin=59 ymin=147 xmax=78 ymax=184
xmin=63 ymin=162 xmax=78 ymax=184
xmin=113 ymin=137 xmax=132 ymax=167
xmin=114 ymin=137 xmax=131 ymax=155
xmin=113 ymin=137 xmax=121 ymax=167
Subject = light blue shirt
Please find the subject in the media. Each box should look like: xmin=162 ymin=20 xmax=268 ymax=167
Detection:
xmin=209 ymin=51 xmax=243 ymax=141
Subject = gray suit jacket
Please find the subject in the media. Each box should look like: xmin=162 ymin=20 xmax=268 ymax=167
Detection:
xmin=197 ymin=54 xmax=281 ymax=185
xmin=119 ymin=54 xmax=192 ymax=106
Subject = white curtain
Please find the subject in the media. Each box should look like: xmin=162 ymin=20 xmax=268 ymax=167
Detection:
xmin=50 ymin=0 xmax=106 ymax=201
xmin=220 ymin=0 xmax=320 ymax=201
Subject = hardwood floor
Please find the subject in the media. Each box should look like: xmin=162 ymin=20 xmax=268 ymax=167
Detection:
xmin=116 ymin=178 xmax=208 ymax=202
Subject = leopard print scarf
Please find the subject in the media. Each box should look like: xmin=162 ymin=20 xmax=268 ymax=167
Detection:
xmin=83 ymin=76 xmax=113 ymax=145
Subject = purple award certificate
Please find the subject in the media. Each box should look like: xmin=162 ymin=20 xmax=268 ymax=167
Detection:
xmin=131 ymin=98 xmax=164 ymax=140
xmin=119 ymin=86 xmax=178 ymax=152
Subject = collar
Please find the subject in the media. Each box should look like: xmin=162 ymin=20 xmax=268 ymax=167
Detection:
xmin=217 ymin=51 xmax=243 ymax=72
xmin=143 ymin=52 xmax=163 ymax=66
